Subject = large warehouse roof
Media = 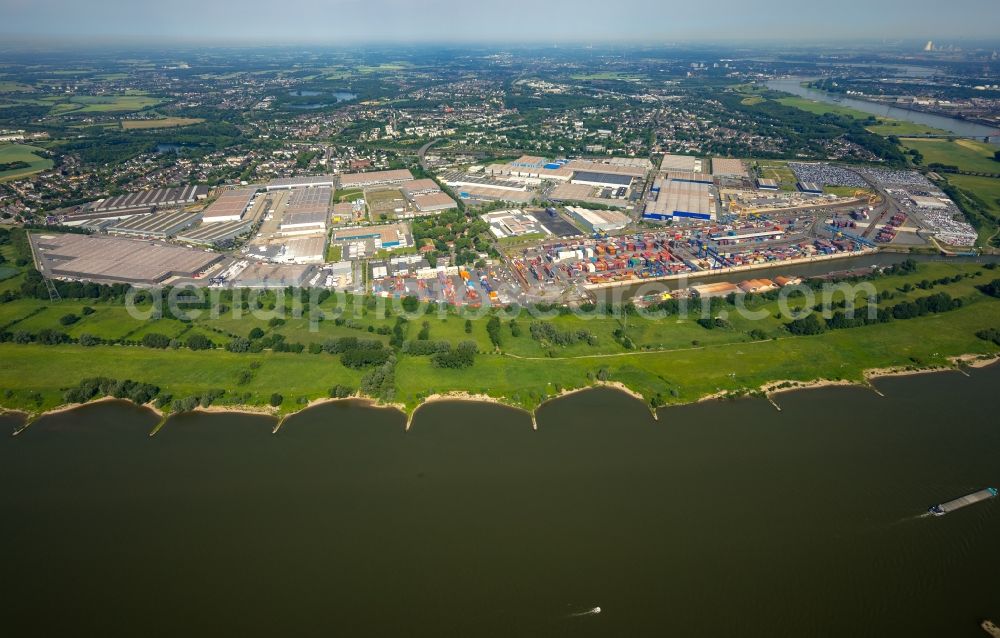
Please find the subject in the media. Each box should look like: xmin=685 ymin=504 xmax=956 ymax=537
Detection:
xmin=566 ymin=159 xmax=649 ymax=177
xmin=571 ymin=171 xmax=634 ymax=187
xmin=339 ymin=169 xmax=414 ymax=188
xmin=176 ymin=219 xmax=253 ymax=245
xmin=645 ymin=180 xmax=717 ymax=219
xmin=280 ymin=210 xmax=328 ymax=227
xmin=286 ymin=186 xmax=333 ymax=212
xmin=32 ymin=233 xmax=223 ymax=285
xmin=89 ymin=185 xmax=209 ymax=213
xmin=711 ymin=158 xmax=748 ymax=177
xmin=659 ymin=154 xmax=700 ymax=173
xmin=266 ymin=175 xmax=336 ymax=190
xmin=412 ymin=191 xmax=457 ymax=212
xmin=203 ymin=188 xmax=257 ymax=222
xmin=106 ymin=210 xmax=201 ymax=237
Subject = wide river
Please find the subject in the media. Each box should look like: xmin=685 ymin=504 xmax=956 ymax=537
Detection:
xmin=766 ymin=78 xmax=1000 ymax=141
xmin=2 ymin=365 xmax=999 ymax=637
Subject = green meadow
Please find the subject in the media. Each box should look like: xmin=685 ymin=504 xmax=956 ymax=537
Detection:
xmin=0 ymin=257 xmax=998 ymax=416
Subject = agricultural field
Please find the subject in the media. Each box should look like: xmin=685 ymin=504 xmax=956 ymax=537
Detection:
xmin=0 ymin=81 xmax=35 ymax=93
xmin=120 ymin=117 xmax=204 ymax=130
xmin=69 ymin=95 xmax=163 ymax=113
xmin=902 ymin=138 xmax=1000 ymax=174
xmin=0 ymin=144 xmax=53 ymax=181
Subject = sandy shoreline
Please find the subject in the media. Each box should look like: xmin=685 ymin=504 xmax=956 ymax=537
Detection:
xmin=5 ymin=355 xmax=998 ymax=435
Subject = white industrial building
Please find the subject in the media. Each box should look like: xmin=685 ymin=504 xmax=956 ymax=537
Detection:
xmin=276 ymin=236 xmax=327 ymax=264
xmin=266 ymin=175 xmax=336 ymax=191
xmin=202 ymin=188 xmax=257 ymax=223
xmin=279 ymin=210 xmax=328 ymax=236
xmin=565 ymin=206 xmax=629 ymax=233
xmin=643 ymin=179 xmax=718 ymax=222
xmin=660 ymin=154 xmax=702 ymax=173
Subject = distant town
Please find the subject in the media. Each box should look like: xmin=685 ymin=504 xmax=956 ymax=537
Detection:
xmin=1 ymin=41 xmax=999 ymax=417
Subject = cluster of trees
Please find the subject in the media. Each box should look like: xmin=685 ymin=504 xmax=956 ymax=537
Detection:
xmin=889 ymin=292 xmax=962 ymax=320
xmin=528 ymin=321 xmax=597 ymax=347
xmin=486 ymin=316 xmax=503 ymax=348
xmin=171 ymin=389 xmax=227 ymax=413
xmin=142 ymin=332 xmax=214 ymax=351
xmin=20 ymin=268 xmax=134 ymax=302
xmin=696 ymin=317 xmax=732 ymax=330
xmin=976 ymin=328 xmax=1000 ymax=347
xmin=0 ymin=327 xmax=70 ymax=345
xmin=227 ymin=331 xmax=304 ymax=354
xmin=401 ymin=340 xmax=451 ymax=356
xmin=787 ymin=292 xmax=963 ymax=335
xmin=340 ymin=345 xmax=391 ymax=369
xmin=328 ymin=384 xmax=354 ymax=398
xmin=430 ymin=341 xmax=477 ymax=369
xmin=63 ymin=377 xmax=160 ymax=406
xmin=360 ymin=354 xmax=396 ymax=401
xmin=978 ymin=279 xmax=1000 ymax=299
xmin=720 ymin=90 xmax=907 ymax=165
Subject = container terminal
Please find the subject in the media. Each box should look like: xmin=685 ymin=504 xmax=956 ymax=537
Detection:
xmin=928 ymin=487 xmax=997 ymax=516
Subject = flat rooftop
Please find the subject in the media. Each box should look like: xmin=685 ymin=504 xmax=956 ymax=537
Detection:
xmin=571 ymin=171 xmax=634 ymax=186
xmin=287 ymin=185 xmax=332 ymax=203
xmin=664 ymin=171 xmax=714 ymax=184
xmin=412 ymin=191 xmax=457 ymax=211
xmin=333 ymin=223 xmax=411 ymax=245
xmin=106 ymin=210 xmax=200 ymax=235
xmin=266 ymin=175 xmax=336 ymax=190
xmin=33 ymin=233 xmax=223 ymax=284
xmin=566 ymin=206 xmax=629 ymax=228
xmin=647 ymin=181 xmax=717 ymax=217
xmin=712 ymin=158 xmax=748 ymax=177
xmin=660 ymin=154 xmax=700 ymax=173
xmin=399 ymin=179 xmax=441 ymax=194
xmin=203 ymin=188 xmax=257 ymax=221
xmin=176 ymin=219 xmax=253 ymax=244
xmin=481 ymin=210 xmax=550 ymax=239
xmin=281 ymin=210 xmax=329 ymax=227
xmin=566 ymin=159 xmax=648 ymax=178
xmin=89 ymin=185 xmax=208 ymax=212
xmin=278 ymin=236 xmax=327 ymax=262
xmin=454 ymin=184 xmax=533 ymax=203
xmin=339 ymin=169 xmax=414 ymax=188
xmin=229 ymin=262 xmax=313 ymax=288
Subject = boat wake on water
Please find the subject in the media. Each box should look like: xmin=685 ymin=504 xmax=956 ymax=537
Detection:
xmin=567 ymin=606 xmax=602 ymax=618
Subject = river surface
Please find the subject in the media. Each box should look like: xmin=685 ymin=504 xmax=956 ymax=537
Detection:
xmin=766 ymin=78 xmax=1000 ymax=140
xmin=2 ymin=365 xmax=999 ymax=637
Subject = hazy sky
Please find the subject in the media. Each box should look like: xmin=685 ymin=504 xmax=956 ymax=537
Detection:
xmin=2 ymin=0 xmax=999 ymax=43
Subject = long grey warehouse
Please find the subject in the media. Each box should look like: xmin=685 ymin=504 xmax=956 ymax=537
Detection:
xmin=176 ymin=219 xmax=254 ymax=246
xmin=266 ymin=175 xmax=336 ymax=191
xmin=30 ymin=233 xmax=223 ymax=285
xmin=106 ymin=210 xmax=201 ymax=239
xmin=89 ymin=185 xmax=209 ymax=213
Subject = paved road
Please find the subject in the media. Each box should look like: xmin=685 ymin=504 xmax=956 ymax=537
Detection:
xmin=417 ymin=138 xmax=443 ymax=171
